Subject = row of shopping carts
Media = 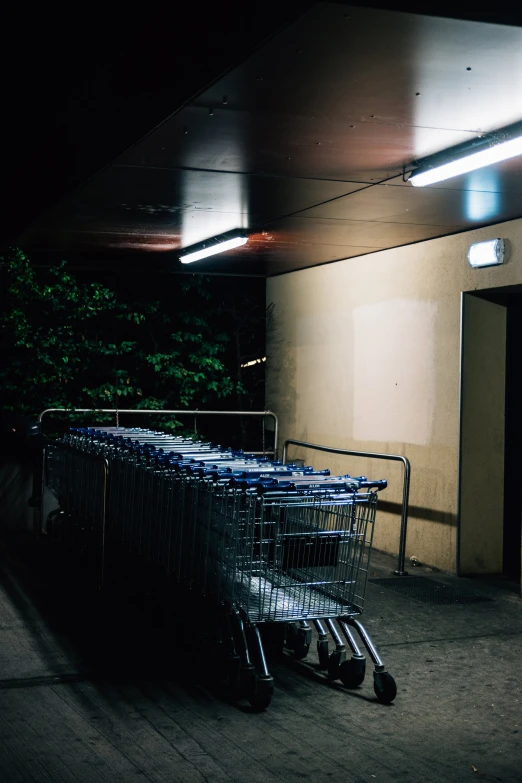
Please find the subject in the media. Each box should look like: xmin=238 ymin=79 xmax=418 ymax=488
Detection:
xmin=44 ymin=425 xmax=397 ymax=709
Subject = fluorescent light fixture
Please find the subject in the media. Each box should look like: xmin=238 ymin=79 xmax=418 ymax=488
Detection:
xmin=179 ymin=230 xmax=248 ymax=264
xmin=467 ymin=238 xmax=506 ymax=268
xmin=410 ymin=133 xmax=522 ymax=187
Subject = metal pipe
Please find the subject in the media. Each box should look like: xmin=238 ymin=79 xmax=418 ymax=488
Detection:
xmin=250 ymin=624 xmax=270 ymax=678
xmin=338 ymin=620 xmax=363 ymax=658
xmin=313 ymin=618 xmax=328 ymax=640
xmin=325 ymin=617 xmax=344 ymax=648
xmin=38 ymin=408 xmax=279 ymax=460
xmin=343 ymin=617 xmax=384 ymax=669
xmin=282 ymin=438 xmax=411 ymax=576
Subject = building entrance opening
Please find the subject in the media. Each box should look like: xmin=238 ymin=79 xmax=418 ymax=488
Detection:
xmin=459 ymin=286 xmax=522 ymax=587
xmin=503 ymin=294 xmax=522 ymax=582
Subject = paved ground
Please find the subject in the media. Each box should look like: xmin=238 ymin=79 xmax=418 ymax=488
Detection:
xmin=0 ymin=534 xmax=521 ymax=783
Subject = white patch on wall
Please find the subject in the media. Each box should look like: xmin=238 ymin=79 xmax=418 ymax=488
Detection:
xmin=353 ymin=299 xmax=437 ymax=445
xmin=295 ymin=312 xmax=353 ymax=440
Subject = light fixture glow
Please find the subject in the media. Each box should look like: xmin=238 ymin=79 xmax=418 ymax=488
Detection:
xmin=467 ymin=238 xmax=506 ymax=268
xmin=410 ymin=135 xmax=522 ymax=187
xmin=240 ymin=357 xmax=267 ymax=368
xmin=179 ymin=233 xmax=248 ymax=264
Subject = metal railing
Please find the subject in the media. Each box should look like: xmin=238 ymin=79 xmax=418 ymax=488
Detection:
xmin=282 ymin=439 xmax=411 ymax=576
xmin=38 ymin=408 xmax=279 ymax=458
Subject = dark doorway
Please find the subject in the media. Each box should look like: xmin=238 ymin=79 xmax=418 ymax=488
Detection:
xmin=504 ymin=297 xmax=522 ymax=580
xmin=472 ymin=285 xmax=522 ymax=582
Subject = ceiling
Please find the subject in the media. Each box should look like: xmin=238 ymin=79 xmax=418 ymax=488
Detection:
xmin=18 ymin=2 xmax=522 ymax=277
xmin=0 ymin=1 xmax=310 ymax=250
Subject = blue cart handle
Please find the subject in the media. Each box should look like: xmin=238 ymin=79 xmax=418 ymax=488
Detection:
xmin=359 ymin=479 xmax=388 ymax=491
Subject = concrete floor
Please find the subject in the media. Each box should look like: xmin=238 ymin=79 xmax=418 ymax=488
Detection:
xmin=0 ymin=536 xmax=521 ymax=783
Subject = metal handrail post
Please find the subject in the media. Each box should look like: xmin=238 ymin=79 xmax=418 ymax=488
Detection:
xmin=282 ymin=439 xmax=411 ymax=576
xmin=37 ymin=408 xmax=279 ymax=460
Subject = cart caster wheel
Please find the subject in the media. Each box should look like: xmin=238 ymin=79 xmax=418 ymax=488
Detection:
xmin=317 ymin=639 xmax=329 ymax=670
xmin=248 ymin=677 xmax=274 ymax=712
xmin=327 ymin=649 xmax=346 ymax=680
xmin=339 ymin=656 xmax=366 ymax=688
xmin=293 ymin=629 xmax=310 ymax=660
xmin=239 ymin=664 xmax=256 ymax=698
xmin=373 ymin=671 xmax=397 ymax=703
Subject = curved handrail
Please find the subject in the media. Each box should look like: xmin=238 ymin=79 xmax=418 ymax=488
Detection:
xmin=282 ymin=439 xmax=411 ymax=576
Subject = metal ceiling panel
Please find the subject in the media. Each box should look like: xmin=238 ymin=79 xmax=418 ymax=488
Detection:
xmin=19 ymin=231 xmax=379 ymax=277
xmin=300 ymin=181 xmax=522 ymax=227
xmin=118 ymin=2 xmax=522 ymax=183
xmin=257 ymin=215 xmax=462 ymax=249
xmin=18 ymin=2 xmax=522 ymax=276
xmin=20 ymin=166 xmax=368 ymax=254
xmin=195 ymin=4 xmax=522 ymax=134
xmin=118 ymin=106 xmax=482 ymax=183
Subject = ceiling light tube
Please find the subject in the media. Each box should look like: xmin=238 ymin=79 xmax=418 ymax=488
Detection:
xmin=179 ymin=231 xmax=248 ymax=264
xmin=410 ymin=133 xmax=522 ymax=187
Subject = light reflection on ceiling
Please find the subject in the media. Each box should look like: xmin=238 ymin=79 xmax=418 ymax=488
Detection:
xmin=17 ymin=3 xmax=522 ymax=276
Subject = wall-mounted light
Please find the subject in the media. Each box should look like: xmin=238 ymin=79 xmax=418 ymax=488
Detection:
xmin=409 ymin=126 xmax=522 ymax=187
xmin=178 ymin=230 xmax=248 ymax=264
xmin=467 ymin=238 xmax=506 ymax=268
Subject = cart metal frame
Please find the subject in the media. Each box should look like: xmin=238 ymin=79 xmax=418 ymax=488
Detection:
xmin=283 ymin=438 xmax=411 ymax=576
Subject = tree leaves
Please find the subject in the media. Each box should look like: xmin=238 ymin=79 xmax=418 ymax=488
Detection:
xmin=0 ymin=248 xmax=242 ymax=419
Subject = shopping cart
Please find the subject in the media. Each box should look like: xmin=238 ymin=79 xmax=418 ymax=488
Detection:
xmin=43 ymin=426 xmax=396 ymax=710
xmin=44 ymin=440 xmax=109 ymax=585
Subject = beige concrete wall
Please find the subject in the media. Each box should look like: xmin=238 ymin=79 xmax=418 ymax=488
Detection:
xmin=459 ymin=295 xmax=506 ymax=574
xmin=266 ymin=220 xmax=522 ymax=573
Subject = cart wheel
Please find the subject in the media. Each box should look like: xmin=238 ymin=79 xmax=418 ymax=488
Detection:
xmin=285 ymin=622 xmax=298 ymax=649
xmin=248 ymin=676 xmax=274 ymax=712
xmin=327 ymin=649 xmax=345 ymax=680
xmin=373 ymin=671 xmax=397 ymax=703
xmin=317 ymin=639 xmax=329 ymax=670
xmin=293 ymin=628 xmax=310 ymax=660
xmin=339 ymin=656 xmax=366 ymax=688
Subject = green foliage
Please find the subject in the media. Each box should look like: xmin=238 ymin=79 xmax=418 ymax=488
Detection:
xmin=0 ymin=248 xmax=241 ymax=427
